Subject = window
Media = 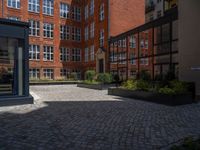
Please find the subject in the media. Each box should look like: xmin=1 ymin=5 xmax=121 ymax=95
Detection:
xmin=90 ymin=45 xmax=94 ymax=61
xmin=100 ymin=3 xmax=104 ymax=21
xmin=140 ymin=39 xmax=144 ymax=48
xmin=85 ymin=26 xmax=89 ymax=41
xmin=43 ymin=0 xmax=54 ymax=16
xmin=28 ymin=0 xmax=40 ymax=13
xmin=145 ymin=39 xmax=148 ymax=49
xmin=29 ymin=69 xmax=40 ymax=79
xmin=72 ymin=27 xmax=81 ymax=41
xmin=157 ymin=10 xmax=162 ymax=18
xmin=60 ymin=47 xmax=70 ymax=61
xmin=60 ymin=3 xmax=70 ymax=18
xmin=84 ymin=5 xmax=89 ymax=20
xmin=43 ymin=23 xmax=54 ymax=38
xmin=72 ymin=48 xmax=81 ymax=62
xmin=29 ymin=20 xmax=40 ymax=36
xmin=85 ymin=47 xmax=89 ymax=62
xmin=43 ymin=46 xmax=54 ymax=61
xmin=60 ymin=69 xmax=70 ymax=78
xmin=99 ymin=29 xmax=104 ymax=47
xmin=60 ymin=25 xmax=70 ymax=40
xmin=90 ymin=22 xmax=94 ymax=38
xmin=72 ymin=6 xmax=81 ymax=21
xmin=130 ymin=53 xmax=136 ymax=65
xmin=29 ymin=45 xmax=40 ymax=60
xmin=43 ymin=69 xmax=54 ymax=79
xmin=130 ymin=36 xmax=136 ymax=48
xmin=90 ymin=0 xmax=94 ymax=16
xmin=7 ymin=0 xmax=20 ymax=8
xmin=72 ymin=69 xmax=81 ymax=80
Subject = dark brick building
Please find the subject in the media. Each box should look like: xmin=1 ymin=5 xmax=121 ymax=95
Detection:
xmin=0 ymin=0 xmax=144 ymax=80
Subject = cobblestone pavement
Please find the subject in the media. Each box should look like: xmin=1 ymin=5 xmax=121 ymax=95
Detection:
xmin=0 ymin=85 xmax=200 ymax=150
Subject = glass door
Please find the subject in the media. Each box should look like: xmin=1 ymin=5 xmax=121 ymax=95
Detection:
xmin=0 ymin=37 xmax=18 ymax=96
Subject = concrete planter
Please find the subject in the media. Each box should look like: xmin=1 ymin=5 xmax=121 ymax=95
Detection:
xmin=30 ymin=81 xmax=80 ymax=86
xmin=77 ymin=83 xmax=115 ymax=90
xmin=108 ymin=88 xmax=194 ymax=106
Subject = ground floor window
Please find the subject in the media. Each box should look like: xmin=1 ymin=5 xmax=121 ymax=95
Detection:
xmin=72 ymin=69 xmax=81 ymax=80
xmin=60 ymin=69 xmax=70 ymax=79
xmin=29 ymin=69 xmax=40 ymax=80
xmin=43 ymin=69 xmax=54 ymax=80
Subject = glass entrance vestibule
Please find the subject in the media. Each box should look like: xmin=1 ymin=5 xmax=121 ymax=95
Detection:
xmin=0 ymin=19 xmax=33 ymax=106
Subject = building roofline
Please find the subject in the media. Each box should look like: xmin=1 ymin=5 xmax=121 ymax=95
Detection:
xmin=0 ymin=18 xmax=29 ymax=28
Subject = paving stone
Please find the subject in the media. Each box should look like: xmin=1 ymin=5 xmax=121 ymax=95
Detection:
xmin=0 ymin=85 xmax=200 ymax=150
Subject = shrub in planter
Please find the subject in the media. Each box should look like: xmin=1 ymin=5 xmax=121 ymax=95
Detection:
xmin=135 ymin=80 xmax=152 ymax=91
xmin=85 ymin=70 xmax=96 ymax=82
xmin=158 ymin=86 xmax=176 ymax=95
xmin=97 ymin=73 xmax=113 ymax=84
xmin=122 ymin=80 xmax=136 ymax=90
xmin=170 ymin=80 xmax=188 ymax=94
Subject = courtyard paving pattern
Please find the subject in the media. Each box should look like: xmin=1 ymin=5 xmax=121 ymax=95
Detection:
xmin=0 ymin=85 xmax=200 ymax=150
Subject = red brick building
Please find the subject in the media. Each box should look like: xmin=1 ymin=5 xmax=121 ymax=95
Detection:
xmin=0 ymin=0 xmax=144 ymax=80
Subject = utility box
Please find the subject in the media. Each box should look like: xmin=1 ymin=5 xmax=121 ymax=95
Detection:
xmin=0 ymin=18 xmax=33 ymax=106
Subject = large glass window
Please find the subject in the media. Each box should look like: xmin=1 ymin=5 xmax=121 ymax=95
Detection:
xmin=60 ymin=25 xmax=70 ymax=40
xmin=60 ymin=47 xmax=70 ymax=62
xmin=43 ymin=69 xmax=54 ymax=79
xmin=0 ymin=37 xmax=23 ymax=96
xmin=29 ymin=68 xmax=40 ymax=79
xmin=72 ymin=48 xmax=81 ymax=62
xmin=28 ymin=0 xmax=40 ymax=13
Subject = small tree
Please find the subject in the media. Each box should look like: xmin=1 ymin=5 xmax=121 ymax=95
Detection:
xmin=85 ymin=70 xmax=96 ymax=82
xmin=97 ymin=73 xmax=113 ymax=84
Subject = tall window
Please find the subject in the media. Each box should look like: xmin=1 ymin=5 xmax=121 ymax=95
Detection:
xmin=29 ymin=69 xmax=40 ymax=79
xmin=43 ymin=46 xmax=54 ymax=61
xmin=90 ymin=22 xmax=94 ymax=38
xmin=84 ymin=5 xmax=89 ymax=20
xmin=130 ymin=36 xmax=136 ymax=48
xmin=60 ymin=47 xmax=70 ymax=61
xmin=43 ymin=23 xmax=54 ymax=38
xmin=90 ymin=45 xmax=94 ymax=61
xmin=85 ymin=26 xmax=89 ymax=41
xmin=90 ymin=0 xmax=94 ymax=16
xmin=29 ymin=45 xmax=40 ymax=60
xmin=43 ymin=0 xmax=54 ymax=16
xmin=130 ymin=53 xmax=136 ymax=65
xmin=72 ymin=48 xmax=81 ymax=62
xmin=60 ymin=3 xmax=70 ymax=18
xmin=72 ymin=27 xmax=81 ymax=42
xmin=28 ymin=0 xmax=40 ymax=13
xmin=100 ymin=3 xmax=104 ymax=21
xmin=7 ymin=0 xmax=20 ymax=8
xmin=29 ymin=20 xmax=40 ymax=36
xmin=85 ymin=47 xmax=89 ymax=62
xmin=72 ymin=6 xmax=81 ymax=21
xmin=100 ymin=29 xmax=104 ymax=47
xmin=60 ymin=25 xmax=70 ymax=40
xmin=43 ymin=69 xmax=54 ymax=79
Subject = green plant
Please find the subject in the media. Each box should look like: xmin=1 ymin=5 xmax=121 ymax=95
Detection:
xmin=122 ymin=80 xmax=136 ymax=90
xmin=140 ymin=70 xmax=151 ymax=81
xmin=85 ymin=70 xmax=96 ymax=82
xmin=158 ymin=86 xmax=176 ymax=95
xmin=135 ymin=80 xmax=151 ymax=91
xmin=170 ymin=80 xmax=188 ymax=94
xmin=97 ymin=73 xmax=113 ymax=84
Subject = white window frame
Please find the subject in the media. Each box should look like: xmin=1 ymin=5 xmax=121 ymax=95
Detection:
xmin=43 ymin=23 xmax=54 ymax=38
xmin=90 ymin=22 xmax=94 ymax=38
xmin=28 ymin=0 xmax=40 ymax=13
xmin=100 ymin=29 xmax=104 ymax=47
xmin=60 ymin=3 xmax=70 ymax=18
xmin=60 ymin=47 xmax=70 ymax=62
xmin=85 ymin=47 xmax=89 ymax=62
xmin=43 ymin=46 xmax=54 ymax=61
xmin=29 ymin=20 xmax=40 ymax=36
xmin=85 ymin=26 xmax=89 ymax=41
xmin=100 ymin=3 xmax=104 ymax=21
xmin=90 ymin=0 xmax=94 ymax=16
xmin=72 ymin=48 xmax=81 ymax=62
xmin=7 ymin=0 xmax=20 ymax=9
xmin=43 ymin=69 xmax=54 ymax=79
xmin=60 ymin=25 xmax=70 ymax=40
xmin=29 ymin=68 xmax=40 ymax=79
xmin=84 ymin=4 xmax=89 ymax=20
xmin=43 ymin=0 xmax=54 ymax=16
xmin=29 ymin=45 xmax=40 ymax=60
